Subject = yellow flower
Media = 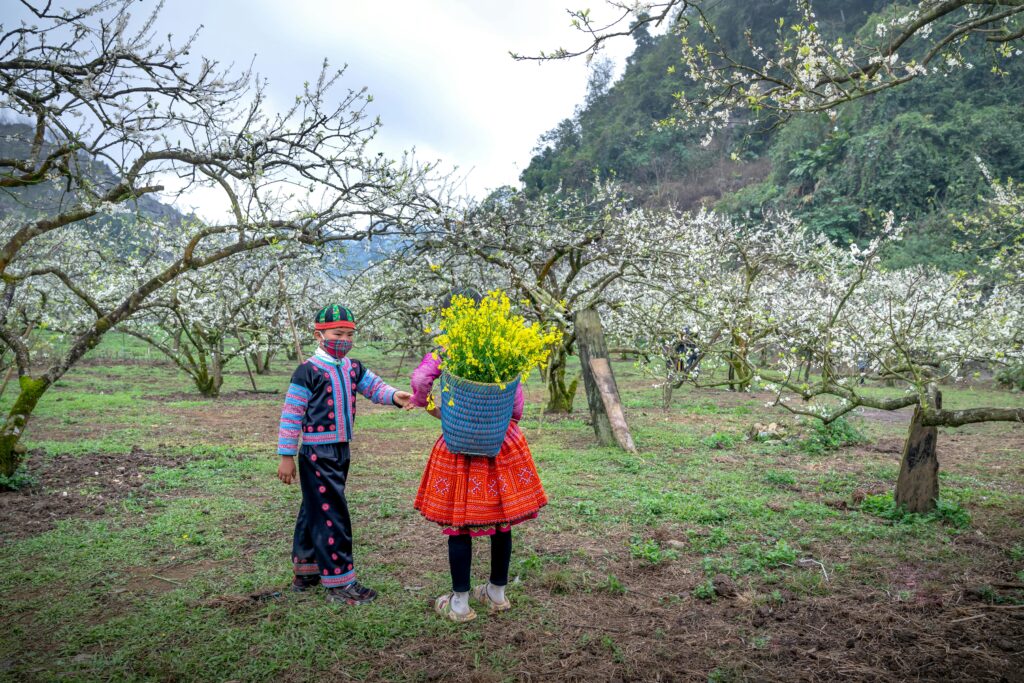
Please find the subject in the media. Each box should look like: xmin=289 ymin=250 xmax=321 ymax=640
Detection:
xmin=429 ymin=264 xmax=441 ymax=272
xmin=447 ymin=399 xmax=454 ymax=407
xmin=432 ymin=289 xmax=563 ymax=384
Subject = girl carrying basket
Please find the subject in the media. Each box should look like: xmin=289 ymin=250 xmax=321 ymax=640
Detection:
xmin=406 ymin=289 xmax=557 ymax=622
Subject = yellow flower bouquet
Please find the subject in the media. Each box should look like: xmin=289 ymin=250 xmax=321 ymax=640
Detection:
xmin=431 ymin=290 xmax=562 ymax=456
xmin=435 ymin=290 xmax=562 ymax=385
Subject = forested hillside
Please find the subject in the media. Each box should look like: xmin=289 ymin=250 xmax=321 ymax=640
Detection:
xmin=0 ymin=122 xmax=184 ymax=226
xmin=520 ymin=0 xmax=1024 ymax=268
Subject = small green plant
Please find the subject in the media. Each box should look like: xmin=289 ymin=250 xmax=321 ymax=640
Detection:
xmin=573 ymin=500 xmax=598 ymax=517
xmin=995 ymin=363 xmax=1024 ymax=392
xmin=738 ymin=540 xmax=799 ymax=574
xmin=601 ymin=636 xmax=626 ymax=664
xmin=702 ymin=432 xmax=739 ymax=450
xmin=515 ymin=553 xmax=544 ymax=578
xmin=629 ymin=537 xmax=678 ymax=564
xmin=861 ymin=493 xmax=971 ymax=528
xmin=693 ymin=579 xmax=716 ymax=601
xmin=601 ymin=573 xmax=627 ymax=595
xmin=799 ymin=417 xmax=866 ymax=455
xmin=539 ymin=568 xmax=578 ymax=594
xmin=0 ymin=464 xmax=37 ymax=491
xmin=762 ymin=470 xmax=796 ymax=487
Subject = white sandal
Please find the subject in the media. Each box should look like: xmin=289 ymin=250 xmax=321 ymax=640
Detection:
xmin=472 ymin=583 xmax=511 ymax=613
xmin=434 ymin=593 xmax=477 ymax=622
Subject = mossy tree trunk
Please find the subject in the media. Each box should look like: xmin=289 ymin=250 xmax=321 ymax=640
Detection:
xmin=894 ymin=387 xmax=941 ymax=513
xmin=0 ymin=376 xmax=49 ymax=477
xmin=544 ymin=343 xmax=578 ymax=414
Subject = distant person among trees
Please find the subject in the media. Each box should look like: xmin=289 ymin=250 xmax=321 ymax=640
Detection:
xmin=406 ymin=289 xmax=550 ymax=622
xmin=669 ymin=327 xmax=700 ymax=376
xmin=276 ymin=304 xmax=412 ymax=605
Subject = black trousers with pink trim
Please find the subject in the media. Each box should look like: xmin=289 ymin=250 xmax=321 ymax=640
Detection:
xmin=291 ymin=442 xmax=356 ymax=588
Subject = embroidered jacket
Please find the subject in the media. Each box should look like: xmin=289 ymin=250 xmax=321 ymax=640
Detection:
xmin=278 ymin=352 xmax=399 ymax=456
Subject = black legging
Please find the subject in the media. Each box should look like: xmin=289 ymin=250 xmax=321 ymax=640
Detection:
xmin=448 ymin=529 xmax=512 ymax=593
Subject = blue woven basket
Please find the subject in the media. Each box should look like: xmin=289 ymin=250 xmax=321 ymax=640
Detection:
xmin=439 ymin=370 xmax=519 ymax=457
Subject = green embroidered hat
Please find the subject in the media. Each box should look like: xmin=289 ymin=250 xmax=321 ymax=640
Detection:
xmin=313 ymin=304 xmax=356 ymax=330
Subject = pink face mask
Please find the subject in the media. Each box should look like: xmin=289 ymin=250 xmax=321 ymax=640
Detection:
xmin=321 ymin=338 xmax=353 ymax=359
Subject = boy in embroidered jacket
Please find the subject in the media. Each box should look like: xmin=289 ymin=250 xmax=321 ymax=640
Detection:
xmin=276 ymin=304 xmax=411 ymax=605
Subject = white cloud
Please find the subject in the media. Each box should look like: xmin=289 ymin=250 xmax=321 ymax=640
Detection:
xmin=168 ymin=0 xmax=636 ymax=198
xmin=1 ymin=0 xmax=642 ymax=216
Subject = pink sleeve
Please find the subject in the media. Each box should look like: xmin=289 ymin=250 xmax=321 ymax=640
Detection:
xmin=512 ymin=383 xmax=525 ymax=422
xmin=410 ymin=352 xmax=442 ymax=407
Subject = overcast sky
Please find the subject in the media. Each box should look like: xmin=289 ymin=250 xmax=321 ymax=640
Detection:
xmin=156 ymin=0 xmax=636 ymax=203
xmin=0 ymin=1 xmax=644 ymax=217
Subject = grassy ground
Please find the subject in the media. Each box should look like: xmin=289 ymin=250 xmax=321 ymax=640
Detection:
xmin=1 ymin=339 xmax=1022 ymax=682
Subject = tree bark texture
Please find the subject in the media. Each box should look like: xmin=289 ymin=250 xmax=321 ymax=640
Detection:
xmin=894 ymin=390 xmax=941 ymax=513
xmin=575 ymin=308 xmax=615 ymax=446
xmin=589 ymin=357 xmax=637 ymax=453
xmin=0 ymin=376 xmax=48 ymax=477
xmin=544 ymin=344 xmax=577 ymax=414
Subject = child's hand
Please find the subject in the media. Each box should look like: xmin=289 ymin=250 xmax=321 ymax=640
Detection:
xmin=277 ymin=457 xmax=297 ymax=485
xmin=427 ymin=406 xmax=441 ymax=419
xmin=393 ymin=390 xmax=412 ymax=408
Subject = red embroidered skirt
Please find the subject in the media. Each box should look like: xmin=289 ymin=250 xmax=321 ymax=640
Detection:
xmin=414 ymin=422 xmax=547 ymax=536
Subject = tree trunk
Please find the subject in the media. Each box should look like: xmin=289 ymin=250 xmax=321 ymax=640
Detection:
xmin=575 ymin=309 xmax=615 ymax=446
xmin=545 ymin=344 xmax=578 ymax=414
xmin=192 ymin=360 xmax=223 ymax=398
xmin=662 ymin=381 xmax=674 ymax=409
xmin=588 ymin=358 xmax=637 ymax=452
xmin=211 ymin=347 xmax=224 ymax=395
xmin=0 ymin=375 xmax=49 ymax=477
xmin=251 ymin=350 xmax=273 ymax=375
xmin=727 ymin=356 xmax=752 ymax=392
xmin=894 ymin=389 xmax=941 ymax=513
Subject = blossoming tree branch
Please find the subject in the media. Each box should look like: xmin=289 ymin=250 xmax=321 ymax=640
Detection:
xmin=0 ymin=0 xmax=441 ymax=476
xmin=608 ymin=202 xmax=1023 ymax=510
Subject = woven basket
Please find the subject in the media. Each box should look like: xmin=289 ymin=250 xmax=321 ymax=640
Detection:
xmin=439 ymin=370 xmax=519 ymax=457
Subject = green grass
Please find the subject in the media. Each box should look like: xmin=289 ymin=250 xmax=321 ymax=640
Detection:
xmin=1 ymin=346 xmax=1022 ymax=680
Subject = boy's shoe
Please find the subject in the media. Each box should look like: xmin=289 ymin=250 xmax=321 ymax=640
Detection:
xmin=326 ymin=581 xmax=377 ymax=605
xmin=290 ymin=574 xmax=321 ymax=592
xmin=471 ymin=583 xmax=511 ymax=613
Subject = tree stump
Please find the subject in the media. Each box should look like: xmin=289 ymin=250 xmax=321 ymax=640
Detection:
xmin=894 ymin=390 xmax=941 ymax=513
xmin=589 ymin=358 xmax=637 ymax=453
xmin=575 ymin=309 xmax=636 ymax=452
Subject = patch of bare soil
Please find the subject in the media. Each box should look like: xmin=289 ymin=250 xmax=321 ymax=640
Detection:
xmin=0 ymin=448 xmax=196 ymax=542
xmin=122 ymin=559 xmax=225 ymax=595
xmin=318 ymin=553 xmax=1024 ymax=683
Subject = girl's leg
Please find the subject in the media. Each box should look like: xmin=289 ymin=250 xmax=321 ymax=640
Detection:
xmin=487 ymin=529 xmax=512 ymax=603
xmin=447 ymin=534 xmax=472 ymax=614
